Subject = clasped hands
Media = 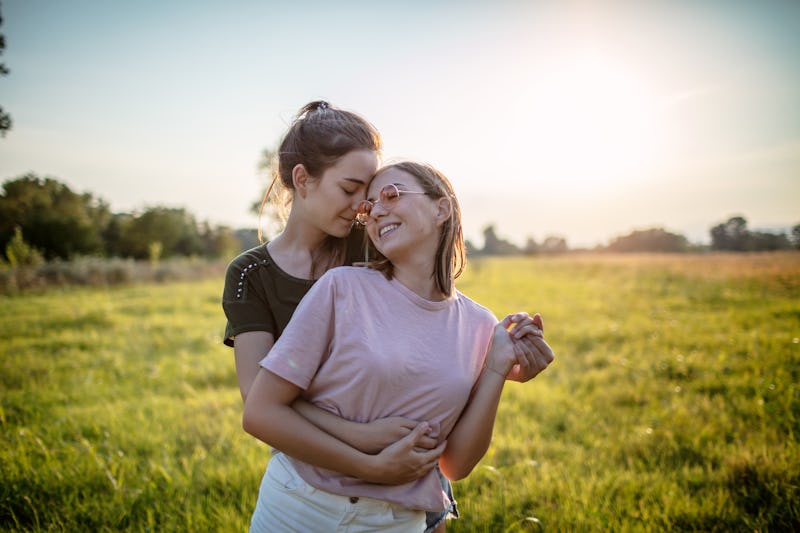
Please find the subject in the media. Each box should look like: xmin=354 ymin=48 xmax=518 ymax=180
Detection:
xmin=487 ymin=312 xmax=555 ymax=382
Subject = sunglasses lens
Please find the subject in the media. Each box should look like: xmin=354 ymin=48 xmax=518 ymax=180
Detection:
xmin=355 ymin=200 xmax=372 ymax=225
xmin=356 ymin=200 xmax=371 ymax=215
xmin=380 ymin=185 xmax=400 ymax=207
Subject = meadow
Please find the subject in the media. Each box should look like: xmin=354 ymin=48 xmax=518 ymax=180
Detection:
xmin=1 ymin=253 xmax=798 ymax=532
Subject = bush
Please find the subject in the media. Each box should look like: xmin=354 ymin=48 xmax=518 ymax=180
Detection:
xmin=0 ymin=257 xmax=227 ymax=295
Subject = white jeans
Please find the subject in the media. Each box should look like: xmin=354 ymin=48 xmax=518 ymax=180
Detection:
xmin=250 ymin=453 xmax=426 ymax=533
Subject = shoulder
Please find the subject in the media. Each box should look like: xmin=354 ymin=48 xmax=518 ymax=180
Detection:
xmin=310 ymin=266 xmax=389 ymax=298
xmin=455 ymin=290 xmax=497 ymax=324
xmin=223 ymin=244 xmax=274 ymax=299
xmin=316 ymin=265 xmax=379 ymax=287
xmin=224 ymin=245 xmax=272 ymax=287
xmin=225 ymin=244 xmax=270 ymax=275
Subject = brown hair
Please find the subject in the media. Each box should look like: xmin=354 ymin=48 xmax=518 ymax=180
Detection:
xmin=366 ymin=161 xmax=465 ymax=296
xmin=258 ymin=101 xmax=382 ymax=275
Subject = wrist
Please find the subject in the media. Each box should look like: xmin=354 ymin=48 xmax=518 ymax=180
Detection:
xmin=359 ymin=454 xmax=385 ymax=484
xmin=483 ymin=364 xmax=508 ymax=379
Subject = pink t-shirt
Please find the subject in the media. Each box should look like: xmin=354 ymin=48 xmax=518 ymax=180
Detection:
xmin=261 ymin=266 xmax=496 ymax=511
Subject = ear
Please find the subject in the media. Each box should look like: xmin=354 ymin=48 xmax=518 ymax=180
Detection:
xmin=292 ymin=164 xmax=310 ymax=198
xmin=434 ymin=196 xmax=452 ymax=227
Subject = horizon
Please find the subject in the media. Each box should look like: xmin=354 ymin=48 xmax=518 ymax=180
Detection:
xmin=0 ymin=1 xmax=798 ymax=249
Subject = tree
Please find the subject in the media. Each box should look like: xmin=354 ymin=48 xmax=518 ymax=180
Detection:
xmin=710 ymin=216 xmax=749 ymax=251
xmin=605 ymin=227 xmax=688 ymax=253
xmin=791 ymin=224 xmax=800 ymax=250
xmin=748 ymin=231 xmax=790 ymax=251
xmin=200 ymin=222 xmax=241 ymax=259
xmin=540 ymin=235 xmax=568 ymax=254
xmin=102 ymin=213 xmax=132 ymax=257
xmin=710 ymin=216 xmax=793 ymax=252
xmin=0 ymin=174 xmax=110 ymax=259
xmin=4 ymin=226 xmax=43 ymax=266
xmin=481 ymin=224 xmax=520 ymax=255
xmin=523 ymin=237 xmax=539 ymax=255
xmin=117 ymin=206 xmax=203 ymax=259
xmin=0 ymin=2 xmax=12 ymax=137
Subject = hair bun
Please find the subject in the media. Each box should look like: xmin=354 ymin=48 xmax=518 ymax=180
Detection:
xmin=300 ymin=100 xmax=331 ymax=117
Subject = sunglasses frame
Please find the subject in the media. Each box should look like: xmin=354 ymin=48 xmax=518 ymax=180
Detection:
xmin=355 ymin=184 xmax=428 ymax=225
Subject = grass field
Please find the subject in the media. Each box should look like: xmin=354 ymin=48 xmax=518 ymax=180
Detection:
xmin=1 ymin=253 xmax=798 ymax=532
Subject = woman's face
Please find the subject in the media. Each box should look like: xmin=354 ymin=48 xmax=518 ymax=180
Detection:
xmin=306 ymin=149 xmax=379 ymax=238
xmin=364 ymin=167 xmax=441 ymax=264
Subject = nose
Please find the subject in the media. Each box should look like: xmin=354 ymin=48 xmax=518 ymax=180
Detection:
xmin=369 ymin=200 xmax=389 ymax=219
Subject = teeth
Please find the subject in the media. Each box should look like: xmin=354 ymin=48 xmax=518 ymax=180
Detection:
xmin=379 ymin=224 xmax=399 ymax=237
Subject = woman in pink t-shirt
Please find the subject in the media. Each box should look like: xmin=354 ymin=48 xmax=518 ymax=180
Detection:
xmin=243 ymin=161 xmax=555 ymax=531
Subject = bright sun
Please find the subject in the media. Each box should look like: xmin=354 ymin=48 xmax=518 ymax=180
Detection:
xmin=524 ymin=50 xmax=667 ymax=191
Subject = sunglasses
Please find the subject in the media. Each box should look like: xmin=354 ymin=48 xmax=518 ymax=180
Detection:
xmin=355 ymin=184 xmax=428 ymax=225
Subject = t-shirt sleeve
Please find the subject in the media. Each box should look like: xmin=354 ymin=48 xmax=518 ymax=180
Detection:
xmin=260 ymin=271 xmax=337 ymax=389
xmin=221 ymin=256 xmax=277 ymax=347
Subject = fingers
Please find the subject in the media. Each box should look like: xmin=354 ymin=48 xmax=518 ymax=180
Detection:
xmin=406 ymin=424 xmax=444 ymax=454
xmin=513 ymin=322 xmax=543 ymax=339
xmin=505 ymin=335 xmax=555 ymax=382
xmin=533 ymin=312 xmax=544 ymax=332
xmin=498 ymin=314 xmax=515 ymax=329
xmin=414 ymin=434 xmax=439 ymax=450
xmin=503 ymin=312 xmax=544 ymax=339
xmin=521 ymin=336 xmax=554 ymax=367
xmin=512 ymin=335 xmax=532 ymax=369
xmin=411 ymin=437 xmax=446 ymax=478
xmin=404 ymin=422 xmax=430 ymax=445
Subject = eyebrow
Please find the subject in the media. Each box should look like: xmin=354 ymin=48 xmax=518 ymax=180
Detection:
xmin=342 ymin=177 xmax=367 ymax=185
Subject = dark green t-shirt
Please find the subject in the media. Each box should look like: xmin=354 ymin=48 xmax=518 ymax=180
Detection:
xmin=221 ymin=245 xmax=314 ymax=347
xmin=221 ymin=232 xmax=368 ymax=347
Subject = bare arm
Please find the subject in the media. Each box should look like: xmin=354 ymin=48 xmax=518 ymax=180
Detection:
xmin=243 ymin=367 xmax=444 ymax=484
xmin=233 ymin=331 xmax=274 ymax=403
xmin=439 ymin=363 xmax=507 ymax=481
xmin=234 ymin=331 xmax=435 ymax=454
xmin=292 ymin=402 xmax=435 ymax=454
xmin=440 ymin=314 xmax=554 ymax=481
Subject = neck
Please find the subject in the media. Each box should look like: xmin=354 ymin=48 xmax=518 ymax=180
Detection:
xmin=391 ymin=260 xmax=445 ymax=301
xmin=267 ymin=209 xmax=330 ymax=279
xmin=274 ymin=209 xmax=328 ymax=252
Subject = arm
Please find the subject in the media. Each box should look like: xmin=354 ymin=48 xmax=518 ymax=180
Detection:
xmin=234 ymin=331 xmax=434 ymax=454
xmin=233 ymin=330 xmax=274 ymax=403
xmin=243 ymin=367 xmax=444 ymax=484
xmin=439 ymin=314 xmax=554 ymax=480
xmin=292 ymin=402 xmax=435 ymax=455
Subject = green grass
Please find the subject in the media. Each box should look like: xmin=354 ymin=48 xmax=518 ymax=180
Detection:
xmin=2 ymin=253 xmax=798 ymax=532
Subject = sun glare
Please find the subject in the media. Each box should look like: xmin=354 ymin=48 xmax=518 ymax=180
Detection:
xmin=525 ymin=50 xmax=667 ymax=192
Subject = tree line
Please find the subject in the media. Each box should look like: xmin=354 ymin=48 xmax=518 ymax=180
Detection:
xmin=0 ymin=174 xmax=257 ymax=265
xmin=471 ymin=218 xmax=799 ymax=256
xmin=1 ymin=173 xmax=798 ymax=266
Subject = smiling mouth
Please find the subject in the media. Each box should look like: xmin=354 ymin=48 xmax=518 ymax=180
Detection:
xmin=379 ymin=224 xmax=399 ymax=238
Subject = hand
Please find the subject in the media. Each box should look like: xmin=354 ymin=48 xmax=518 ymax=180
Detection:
xmin=485 ymin=312 xmax=541 ymax=376
xmin=485 ymin=319 xmax=518 ymax=377
xmin=362 ymin=423 xmax=446 ymax=485
xmin=506 ymin=313 xmax=555 ymax=382
xmin=354 ymin=416 xmax=438 ymax=455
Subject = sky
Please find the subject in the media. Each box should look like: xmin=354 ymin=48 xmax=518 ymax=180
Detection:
xmin=1 ymin=0 xmax=798 ymax=248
